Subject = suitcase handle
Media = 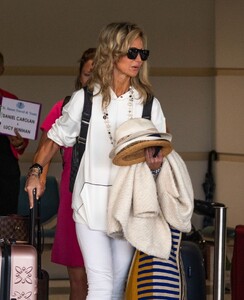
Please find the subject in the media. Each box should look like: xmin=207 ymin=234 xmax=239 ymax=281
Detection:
xmin=29 ymin=188 xmax=43 ymax=279
xmin=29 ymin=189 xmax=36 ymax=246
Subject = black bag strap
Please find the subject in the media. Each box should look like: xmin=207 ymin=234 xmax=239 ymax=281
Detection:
xmin=68 ymin=87 xmax=93 ymax=193
xmin=61 ymin=87 xmax=93 ymax=154
xmin=69 ymin=91 xmax=152 ymax=192
xmin=142 ymin=93 xmax=154 ymax=120
xmin=76 ymin=86 xmax=93 ymax=148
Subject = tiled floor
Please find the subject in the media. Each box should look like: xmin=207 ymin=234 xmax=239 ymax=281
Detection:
xmin=207 ymin=295 xmax=231 ymax=300
xmin=49 ymin=280 xmax=69 ymax=299
xmin=48 ymin=279 xmax=232 ymax=299
xmin=44 ymin=244 xmax=232 ymax=299
xmin=42 ymin=244 xmax=70 ymax=299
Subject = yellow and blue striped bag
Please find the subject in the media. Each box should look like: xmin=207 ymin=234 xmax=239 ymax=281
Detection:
xmin=125 ymin=228 xmax=186 ymax=300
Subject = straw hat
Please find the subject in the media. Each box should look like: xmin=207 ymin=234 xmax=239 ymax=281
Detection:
xmin=109 ymin=118 xmax=173 ymax=166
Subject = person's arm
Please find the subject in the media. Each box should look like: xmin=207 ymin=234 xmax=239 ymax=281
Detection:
xmin=26 ymin=91 xmax=84 ymax=206
xmin=25 ymin=137 xmax=59 ymax=208
xmin=30 ymin=100 xmax=64 ymax=202
xmin=34 ymin=131 xmax=52 ymax=195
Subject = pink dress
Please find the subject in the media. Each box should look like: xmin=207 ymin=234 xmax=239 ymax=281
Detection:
xmin=41 ymin=100 xmax=84 ymax=267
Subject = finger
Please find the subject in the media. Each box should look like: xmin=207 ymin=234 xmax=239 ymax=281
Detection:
xmin=145 ymin=147 xmax=154 ymax=159
xmin=14 ymin=128 xmax=22 ymax=138
xmin=25 ymin=184 xmax=39 ymax=208
xmin=145 ymin=149 xmax=152 ymax=162
xmin=25 ymin=184 xmax=33 ymax=207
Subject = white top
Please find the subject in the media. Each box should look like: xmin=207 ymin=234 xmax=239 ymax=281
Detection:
xmin=47 ymin=84 xmax=166 ymax=231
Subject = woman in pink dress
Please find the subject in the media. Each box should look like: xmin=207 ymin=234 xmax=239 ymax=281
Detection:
xmin=38 ymin=48 xmax=96 ymax=300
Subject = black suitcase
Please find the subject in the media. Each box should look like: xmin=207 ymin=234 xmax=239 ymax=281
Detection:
xmin=181 ymin=241 xmax=206 ymax=300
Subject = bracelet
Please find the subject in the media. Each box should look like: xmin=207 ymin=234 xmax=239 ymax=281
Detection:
xmin=27 ymin=171 xmax=40 ymax=178
xmin=151 ymin=167 xmax=161 ymax=176
xmin=27 ymin=168 xmax=41 ymax=179
xmin=29 ymin=163 xmax=43 ymax=175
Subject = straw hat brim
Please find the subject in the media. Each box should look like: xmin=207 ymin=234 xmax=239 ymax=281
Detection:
xmin=112 ymin=139 xmax=173 ymax=166
xmin=110 ymin=132 xmax=172 ymax=159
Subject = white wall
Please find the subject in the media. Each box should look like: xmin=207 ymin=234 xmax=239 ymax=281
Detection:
xmin=215 ymin=0 xmax=244 ymax=228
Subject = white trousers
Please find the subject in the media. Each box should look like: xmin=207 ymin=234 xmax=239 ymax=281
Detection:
xmin=75 ymin=223 xmax=134 ymax=300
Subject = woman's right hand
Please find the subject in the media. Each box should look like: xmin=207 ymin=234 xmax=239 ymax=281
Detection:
xmin=25 ymin=175 xmax=46 ymax=208
xmin=25 ymin=138 xmax=59 ymax=208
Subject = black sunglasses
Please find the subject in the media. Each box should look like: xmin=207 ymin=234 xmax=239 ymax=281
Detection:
xmin=127 ymin=48 xmax=150 ymax=61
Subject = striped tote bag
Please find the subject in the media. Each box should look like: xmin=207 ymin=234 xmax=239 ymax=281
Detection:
xmin=125 ymin=228 xmax=186 ymax=300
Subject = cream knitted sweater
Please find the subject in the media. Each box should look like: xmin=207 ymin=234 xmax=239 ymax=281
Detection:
xmin=107 ymin=150 xmax=194 ymax=260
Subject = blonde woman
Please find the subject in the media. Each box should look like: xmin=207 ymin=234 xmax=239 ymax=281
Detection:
xmin=25 ymin=22 xmax=166 ymax=299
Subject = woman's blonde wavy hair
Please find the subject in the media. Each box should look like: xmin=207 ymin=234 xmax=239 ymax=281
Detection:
xmin=88 ymin=22 xmax=153 ymax=107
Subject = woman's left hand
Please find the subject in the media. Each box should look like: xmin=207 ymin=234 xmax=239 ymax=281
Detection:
xmin=8 ymin=128 xmax=25 ymax=150
xmin=145 ymin=147 xmax=164 ymax=171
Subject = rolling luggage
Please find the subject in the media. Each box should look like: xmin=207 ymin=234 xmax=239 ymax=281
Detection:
xmin=181 ymin=241 xmax=206 ymax=300
xmin=231 ymin=225 xmax=244 ymax=300
xmin=0 ymin=242 xmax=38 ymax=299
xmin=0 ymin=189 xmax=49 ymax=299
xmin=0 ymin=194 xmax=38 ymax=299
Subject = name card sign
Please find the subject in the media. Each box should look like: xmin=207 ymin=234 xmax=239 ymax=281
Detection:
xmin=0 ymin=97 xmax=42 ymax=140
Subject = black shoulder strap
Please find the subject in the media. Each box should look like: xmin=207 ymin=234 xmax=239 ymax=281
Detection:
xmin=142 ymin=94 xmax=154 ymax=120
xmin=76 ymin=86 xmax=93 ymax=144
xmin=69 ymin=87 xmax=93 ymax=192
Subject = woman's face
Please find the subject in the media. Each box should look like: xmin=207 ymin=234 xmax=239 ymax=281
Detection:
xmin=80 ymin=59 xmax=93 ymax=87
xmin=114 ymin=37 xmax=145 ymax=79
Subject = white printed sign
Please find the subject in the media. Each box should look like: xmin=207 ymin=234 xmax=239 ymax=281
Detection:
xmin=0 ymin=97 xmax=42 ymax=140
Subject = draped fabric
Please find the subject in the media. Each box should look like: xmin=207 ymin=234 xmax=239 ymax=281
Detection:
xmin=108 ymin=150 xmax=194 ymax=260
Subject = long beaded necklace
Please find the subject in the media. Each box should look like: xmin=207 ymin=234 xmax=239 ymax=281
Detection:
xmin=103 ymin=87 xmax=134 ymax=145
